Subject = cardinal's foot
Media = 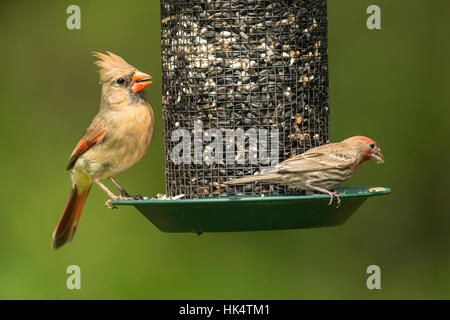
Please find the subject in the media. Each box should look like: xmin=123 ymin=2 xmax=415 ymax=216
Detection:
xmin=105 ymin=196 xmax=141 ymax=209
xmin=116 ymin=196 xmax=139 ymax=201
xmin=105 ymin=199 xmax=118 ymax=210
xmin=120 ymin=191 xmax=143 ymax=200
xmin=120 ymin=191 xmax=131 ymax=197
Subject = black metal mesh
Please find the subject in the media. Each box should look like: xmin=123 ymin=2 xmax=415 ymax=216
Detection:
xmin=161 ymin=0 xmax=329 ymax=198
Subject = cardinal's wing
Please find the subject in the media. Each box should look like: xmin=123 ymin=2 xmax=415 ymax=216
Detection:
xmin=66 ymin=119 xmax=107 ymax=171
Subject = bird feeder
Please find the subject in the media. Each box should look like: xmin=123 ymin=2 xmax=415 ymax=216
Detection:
xmin=160 ymin=0 xmax=329 ymax=198
xmin=113 ymin=0 xmax=390 ymax=231
xmin=113 ymin=187 xmax=391 ymax=232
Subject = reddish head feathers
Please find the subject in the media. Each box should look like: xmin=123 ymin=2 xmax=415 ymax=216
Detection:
xmin=345 ymin=136 xmax=379 ymax=149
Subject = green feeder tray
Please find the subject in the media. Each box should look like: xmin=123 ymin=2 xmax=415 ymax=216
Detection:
xmin=112 ymin=186 xmax=390 ymax=233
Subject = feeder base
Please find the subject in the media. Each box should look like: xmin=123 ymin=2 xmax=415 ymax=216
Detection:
xmin=112 ymin=187 xmax=390 ymax=233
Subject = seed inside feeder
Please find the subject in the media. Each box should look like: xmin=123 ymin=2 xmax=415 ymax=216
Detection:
xmin=161 ymin=0 xmax=329 ymax=198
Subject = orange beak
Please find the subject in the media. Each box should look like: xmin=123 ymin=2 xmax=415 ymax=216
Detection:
xmin=131 ymin=70 xmax=152 ymax=93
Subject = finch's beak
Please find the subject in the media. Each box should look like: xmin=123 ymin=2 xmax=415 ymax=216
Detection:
xmin=131 ymin=70 xmax=152 ymax=93
xmin=371 ymin=150 xmax=384 ymax=164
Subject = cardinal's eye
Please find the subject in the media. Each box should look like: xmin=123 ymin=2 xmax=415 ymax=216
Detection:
xmin=369 ymin=143 xmax=375 ymax=149
xmin=116 ymin=78 xmax=125 ymax=85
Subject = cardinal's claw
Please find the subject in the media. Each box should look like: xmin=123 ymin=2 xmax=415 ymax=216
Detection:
xmin=115 ymin=196 xmax=136 ymax=201
xmin=120 ymin=193 xmax=142 ymax=200
xmin=105 ymin=199 xmax=118 ymax=210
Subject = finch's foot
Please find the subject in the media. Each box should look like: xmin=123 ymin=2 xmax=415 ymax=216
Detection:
xmin=327 ymin=194 xmax=334 ymax=206
xmin=308 ymin=185 xmax=340 ymax=208
xmin=332 ymin=192 xmax=341 ymax=208
xmin=326 ymin=192 xmax=341 ymax=208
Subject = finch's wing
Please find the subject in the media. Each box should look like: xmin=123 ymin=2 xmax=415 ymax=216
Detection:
xmin=275 ymin=143 xmax=356 ymax=173
xmin=66 ymin=119 xmax=107 ymax=170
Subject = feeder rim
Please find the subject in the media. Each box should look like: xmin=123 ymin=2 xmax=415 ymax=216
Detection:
xmin=112 ymin=186 xmax=391 ymax=205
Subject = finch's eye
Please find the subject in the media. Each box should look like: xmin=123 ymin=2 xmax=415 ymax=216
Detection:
xmin=116 ymin=78 xmax=125 ymax=85
xmin=369 ymin=143 xmax=375 ymax=149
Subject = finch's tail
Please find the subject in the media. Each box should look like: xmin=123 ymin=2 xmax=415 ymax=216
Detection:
xmin=52 ymin=185 xmax=91 ymax=249
xmin=224 ymin=173 xmax=281 ymax=185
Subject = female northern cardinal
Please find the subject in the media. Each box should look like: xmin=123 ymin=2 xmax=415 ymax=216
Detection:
xmin=52 ymin=52 xmax=154 ymax=249
xmin=225 ymin=136 xmax=384 ymax=206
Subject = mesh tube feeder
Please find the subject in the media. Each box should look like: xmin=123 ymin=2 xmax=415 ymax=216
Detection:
xmin=162 ymin=0 xmax=329 ymax=198
xmin=113 ymin=0 xmax=390 ymax=232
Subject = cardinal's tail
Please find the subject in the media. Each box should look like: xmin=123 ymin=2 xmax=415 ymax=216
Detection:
xmin=52 ymin=185 xmax=91 ymax=249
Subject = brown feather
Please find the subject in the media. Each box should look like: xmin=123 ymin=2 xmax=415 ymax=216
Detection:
xmin=224 ymin=174 xmax=282 ymax=185
xmin=52 ymin=185 xmax=91 ymax=249
xmin=275 ymin=144 xmax=356 ymax=174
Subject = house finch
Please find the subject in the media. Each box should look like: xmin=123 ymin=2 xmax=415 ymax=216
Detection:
xmin=225 ymin=136 xmax=384 ymax=206
xmin=52 ymin=52 xmax=154 ymax=249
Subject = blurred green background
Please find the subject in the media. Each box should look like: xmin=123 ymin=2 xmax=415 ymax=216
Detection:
xmin=0 ymin=0 xmax=449 ymax=299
